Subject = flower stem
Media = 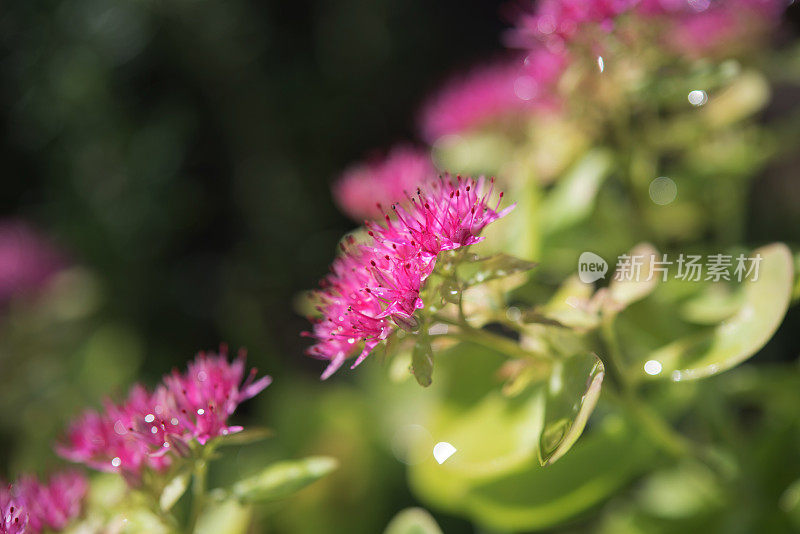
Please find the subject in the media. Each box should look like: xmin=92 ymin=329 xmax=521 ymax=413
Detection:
xmin=433 ymin=313 xmax=551 ymax=361
xmin=187 ymin=457 xmax=208 ymax=534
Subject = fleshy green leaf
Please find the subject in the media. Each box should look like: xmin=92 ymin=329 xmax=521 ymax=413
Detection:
xmin=538 ymin=275 xmax=600 ymax=330
xmin=680 ymin=284 xmax=743 ymax=325
xmin=646 ymin=243 xmax=793 ymax=381
xmin=230 ymin=456 xmax=338 ymax=503
xmin=608 ymin=243 xmax=662 ymax=309
xmin=194 ymin=499 xmax=251 ymax=534
xmin=460 ymin=253 xmax=538 ymax=286
xmin=216 ymin=427 xmax=273 ymax=447
xmin=540 ymin=149 xmax=612 ymax=235
xmin=411 ymin=336 xmax=434 ymax=387
xmin=538 ymin=353 xmax=605 ymax=466
xmin=384 ymin=507 xmax=444 ymax=534
xmin=444 ymin=418 xmax=654 ymax=532
xmin=159 ymin=471 xmax=190 ymax=512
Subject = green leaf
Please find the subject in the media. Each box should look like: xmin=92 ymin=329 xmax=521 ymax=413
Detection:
xmin=408 ymin=344 xmax=607 ymax=522
xmin=460 ymin=253 xmax=538 ymax=286
xmin=194 ymin=499 xmax=251 ymax=534
xmin=159 ymin=471 xmax=190 ymax=511
xmin=411 ymin=336 xmax=434 ymax=387
xmin=230 ymin=456 xmax=338 ymax=503
xmin=637 ymin=461 xmax=724 ymax=519
xmin=780 ymin=478 xmax=800 ymax=529
xmin=646 ymin=243 xmax=793 ymax=381
xmin=456 ymin=418 xmax=654 ymax=532
xmin=538 ymin=353 xmax=605 ymax=466
xmin=384 ymin=508 xmax=444 ymax=534
xmin=216 ymin=427 xmax=273 ymax=447
xmin=538 ymin=275 xmax=600 ymax=330
xmin=680 ymin=284 xmax=743 ymax=325
xmin=540 ymin=149 xmax=612 ymax=235
xmin=608 ymin=243 xmax=662 ymax=309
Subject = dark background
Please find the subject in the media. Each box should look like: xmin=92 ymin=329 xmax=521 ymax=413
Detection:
xmin=0 ymin=0 xmax=510 ymax=382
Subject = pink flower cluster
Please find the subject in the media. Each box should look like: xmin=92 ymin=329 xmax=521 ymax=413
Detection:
xmin=509 ymin=0 xmax=785 ymax=62
xmin=57 ymin=348 xmax=271 ymax=484
xmin=333 ymin=146 xmax=436 ymax=220
xmin=1 ymin=471 xmax=87 ymax=534
xmin=305 ymin=176 xmax=513 ymax=378
xmin=418 ymin=59 xmax=558 ymax=142
xmin=0 ymin=221 xmax=63 ymax=306
xmin=639 ymin=0 xmax=785 ymax=56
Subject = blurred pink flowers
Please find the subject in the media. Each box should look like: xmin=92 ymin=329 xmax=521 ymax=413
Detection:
xmin=57 ymin=347 xmax=270 ymax=484
xmin=0 ymin=221 xmax=63 ymax=306
xmin=1 ymin=471 xmax=86 ymax=534
xmin=14 ymin=472 xmax=87 ymax=534
xmin=333 ymin=146 xmax=436 ymax=220
xmin=418 ymin=59 xmax=556 ymax=142
xmin=508 ymin=0 xmax=785 ymax=64
xmin=640 ymin=0 xmax=785 ymax=56
xmin=305 ymin=176 xmax=513 ymax=378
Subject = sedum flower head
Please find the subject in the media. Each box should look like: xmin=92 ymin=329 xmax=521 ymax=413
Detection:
xmin=162 ymin=348 xmax=272 ymax=445
xmin=56 ymin=386 xmax=173 ymax=482
xmin=58 ymin=347 xmax=270 ymax=483
xmin=333 ymin=146 xmax=436 ymax=220
xmin=13 ymin=471 xmax=87 ymax=534
xmin=305 ymin=175 xmax=513 ymax=378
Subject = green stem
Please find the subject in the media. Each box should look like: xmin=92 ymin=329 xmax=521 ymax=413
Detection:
xmin=433 ymin=313 xmax=552 ymax=361
xmin=187 ymin=457 xmax=208 ymax=534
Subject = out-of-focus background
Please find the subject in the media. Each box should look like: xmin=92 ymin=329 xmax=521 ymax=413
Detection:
xmin=0 ymin=2 xmax=509 ymax=532
xmin=1 ymin=1 xmax=800 ymax=533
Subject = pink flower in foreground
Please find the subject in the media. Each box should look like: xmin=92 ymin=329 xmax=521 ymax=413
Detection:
xmin=333 ymin=146 xmax=436 ymax=221
xmin=58 ymin=348 xmax=269 ymax=483
xmin=162 ymin=348 xmax=272 ymax=445
xmin=0 ymin=221 xmax=63 ymax=305
xmin=14 ymin=471 xmax=87 ymax=534
xmin=0 ymin=487 xmax=27 ymax=534
xmin=305 ymin=176 xmax=513 ymax=378
xmin=418 ymin=59 xmax=555 ymax=143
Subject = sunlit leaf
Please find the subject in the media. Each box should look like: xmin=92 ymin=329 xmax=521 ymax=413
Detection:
xmin=230 ymin=456 xmax=338 ymax=503
xmin=703 ymin=71 xmax=770 ymax=128
xmin=459 ymin=253 xmax=538 ymax=286
xmin=680 ymin=284 xmax=743 ymax=325
xmin=457 ymin=417 xmax=654 ymax=532
xmin=538 ymin=353 xmax=605 ymax=466
xmin=216 ymin=427 xmax=273 ymax=447
xmin=538 ymin=275 xmax=600 ymax=330
xmin=646 ymin=243 xmax=793 ymax=381
xmin=159 ymin=471 xmax=190 ymax=511
xmin=194 ymin=499 xmax=251 ymax=534
xmin=383 ymin=507 xmax=443 ymax=534
xmin=540 ymin=149 xmax=612 ymax=235
xmin=608 ymin=243 xmax=662 ymax=308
